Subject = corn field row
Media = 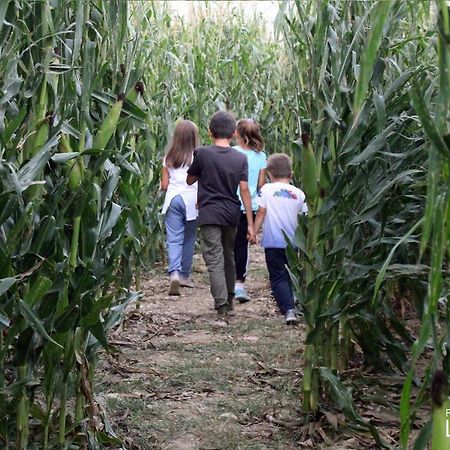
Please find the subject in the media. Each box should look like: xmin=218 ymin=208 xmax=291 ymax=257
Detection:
xmin=0 ymin=0 xmax=448 ymax=448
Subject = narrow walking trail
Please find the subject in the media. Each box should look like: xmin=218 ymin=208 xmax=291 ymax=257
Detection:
xmin=96 ymin=247 xmax=377 ymax=449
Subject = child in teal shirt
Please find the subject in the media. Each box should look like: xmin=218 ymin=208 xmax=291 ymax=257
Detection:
xmin=233 ymin=119 xmax=267 ymax=303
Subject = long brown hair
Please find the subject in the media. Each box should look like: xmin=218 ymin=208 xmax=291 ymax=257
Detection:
xmin=165 ymin=120 xmax=199 ymax=168
xmin=236 ymin=119 xmax=264 ymax=151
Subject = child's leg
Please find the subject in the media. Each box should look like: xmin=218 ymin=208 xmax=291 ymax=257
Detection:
xmin=264 ymin=248 xmax=294 ymax=314
xmin=200 ymin=225 xmax=228 ymax=310
xmin=222 ymin=226 xmax=238 ymax=304
xmin=233 ymin=213 xmax=249 ymax=282
xmin=181 ymin=218 xmax=197 ymax=280
xmin=165 ymin=195 xmax=186 ymax=275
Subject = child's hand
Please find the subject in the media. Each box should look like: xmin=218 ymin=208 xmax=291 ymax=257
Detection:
xmin=247 ymin=225 xmax=256 ymax=244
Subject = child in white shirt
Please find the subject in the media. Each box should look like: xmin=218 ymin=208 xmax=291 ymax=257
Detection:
xmin=254 ymin=154 xmax=307 ymax=324
xmin=161 ymin=120 xmax=199 ymax=295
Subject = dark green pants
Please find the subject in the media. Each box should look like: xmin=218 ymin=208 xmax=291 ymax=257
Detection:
xmin=200 ymin=225 xmax=237 ymax=310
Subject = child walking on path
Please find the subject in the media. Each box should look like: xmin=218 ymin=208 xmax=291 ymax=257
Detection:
xmin=254 ymin=154 xmax=308 ymax=325
xmin=233 ymin=119 xmax=267 ymax=303
xmin=187 ymin=111 xmax=256 ymax=316
xmin=161 ymin=120 xmax=199 ymax=295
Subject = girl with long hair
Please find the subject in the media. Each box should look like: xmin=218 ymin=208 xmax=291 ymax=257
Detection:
xmin=161 ymin=120 xmax=199 ymax=295
xmin=233 ymin=118 xmax=267 ymax=303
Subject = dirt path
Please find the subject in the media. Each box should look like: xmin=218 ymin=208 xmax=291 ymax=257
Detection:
xmin=97 ymin=247 xmax=381 ymax=449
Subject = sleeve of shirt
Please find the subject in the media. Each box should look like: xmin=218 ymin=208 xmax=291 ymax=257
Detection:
xmin=187 ymin=149 xmax=201 ymax=176
xmin=261 ymin=152 xmax=267 ymax=169
xmin=258 ymin=186 xmax=267 ymax=208
xmin=240 ymin=157 xmax=248 ymax=182
xmin=162 ymin=157 xmax=166 ymax=168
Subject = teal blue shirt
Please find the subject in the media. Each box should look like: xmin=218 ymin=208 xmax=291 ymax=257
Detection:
xmin=234 ymin=146 xmax=267 ymax=211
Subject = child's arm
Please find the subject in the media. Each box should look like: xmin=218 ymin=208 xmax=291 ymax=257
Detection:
xmin=254 ymin=207 xmax=266 ymax=236
xmin=186 ymin=174 xmax=198 ymax=185
xmin=257 ymin=168 xmax=266 ymax=190
xmin=186 ymin=149 xmax=200 ymax=185
xmin=160 ymin=166 xmax=169 ymax=191
xmin=239 ymin=180 xmax=256 ymax=242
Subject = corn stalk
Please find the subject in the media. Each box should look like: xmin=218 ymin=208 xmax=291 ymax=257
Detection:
xmin=0 ymin=0 xmax=146 ymax=446
xmin=398 ymin=2 xmax=450 ymax=448
xmin=281 ymin=0 xmax=434 ymax=445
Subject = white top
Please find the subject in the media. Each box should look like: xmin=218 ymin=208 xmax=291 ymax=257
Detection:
xmin=258 ymin=181 xmax=307 ymax=248
xmin=162 ymin=160 xmax=198 ymax=221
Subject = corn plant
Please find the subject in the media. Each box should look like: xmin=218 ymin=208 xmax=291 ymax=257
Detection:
xmin=129 ymin=1 xmax=297 ymax=153
xmin=0 ymin=1 xmax=296 ymax=445
xmin=398 ymin=2 xmax=450 ymax=448
xmin=280 ymin=0 xmax=435 ymax=444
xmin=0 ymin=0 xmax=149 ymax=446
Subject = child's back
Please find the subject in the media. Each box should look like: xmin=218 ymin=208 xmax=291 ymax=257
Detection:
xmin=161 ymin=119 xmax=200 ymax=295
xmin=259 ymin=181 xmax=307 ymax=248
xmin=254 ymin=154 xmax=307 ymax=325
xmin=192 ymin=144 xmax=247 ymax=227
xmin=187 ymin=111 xmax=255 ymax=316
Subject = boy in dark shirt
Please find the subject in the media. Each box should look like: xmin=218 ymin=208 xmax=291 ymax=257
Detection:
xmin=187 ymin=111 xmax=255 ymax=315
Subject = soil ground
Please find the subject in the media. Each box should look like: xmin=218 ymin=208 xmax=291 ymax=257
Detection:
xmin=96 ymin=246 xmax=415 ymax=450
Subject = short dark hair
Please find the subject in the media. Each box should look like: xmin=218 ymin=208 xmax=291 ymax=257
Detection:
xmin=267 ymin=154 xmax=292 ymax=179
xmin=209 ymin=111 xmax=236 ymax=139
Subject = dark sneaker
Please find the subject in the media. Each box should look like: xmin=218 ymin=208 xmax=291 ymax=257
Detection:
xmin=285 ymin=309 xmax=298 ymax=325
xmin=217 ymin=304 xmax=236 ymax=317
xmin=168 ymin=272 xmax=180 ymax=296
xmin=235 ymin=288 xmax=251 ymax=304
xmin=217 ymin=304 xmax=229 ymax=315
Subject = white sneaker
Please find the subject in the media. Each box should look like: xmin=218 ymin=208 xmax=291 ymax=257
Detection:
xmin=285 ymin=309 xmax=298 ymax=325
xmin=180 ymin=277 xmax=195 ymax=288
xmin=168 ymin=272 xmax=180 ymax=295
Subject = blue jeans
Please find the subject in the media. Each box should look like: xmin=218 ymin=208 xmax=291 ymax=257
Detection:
xmin=265 ymin=248 xmax=295 ymax=314
xmin=165 ymin=195 xmax=197 ymax=278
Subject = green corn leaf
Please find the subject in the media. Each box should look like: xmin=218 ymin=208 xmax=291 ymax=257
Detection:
xmin=373 ymin=91 xmax=386 ymax=132
xmin=347 ymin=123 xmax=394 ymax=166
xmin=372 ymin=219 xmax=423 ymax=306
xmin=81 ymin=295 xmax=112 ymax=328
xmin=51 ymin=152 xmax=79 ymax=163
xmin=0 ymin=311 xmax=10 ymax=328
xmin=0 ymin=0 xmax=10 ymax=36
xmin=400 ymin=370 xmax=415 ymax=448
xmin=17 ymin=135 xmax=59 ymax=188
xmin=0 ymin=277 xmax=16 ymax=296
xmin=0 ymin=378 xmax=40 ymax=396
xmin=72 ymin=0 xmax=85 ymax=65
xmin=99 ymin=202 xmax=122 ymax=241
xmin=89 ymin=320 xmax=109 ymax=351
xmin=319 ymin=367 xmax=386 ymax=447
xmin=19 ymin=299 xmax=62 ymax=349
xmin=23 ymin=277 xmax=52 ymax=306
xmin=410 ymin=86 xmax=450 ymax=159
xmin=429 ymin=193 xmax=447 ymax=311
xmin=54 ymin=304 xmax=80 ymax=333
xmin=413 ymin=418 xmax=432 ymax=450
xmin=3 ymin=107 xmax=27 ymax=142
xmin=353 ymin=0 xmax=392 ymax=114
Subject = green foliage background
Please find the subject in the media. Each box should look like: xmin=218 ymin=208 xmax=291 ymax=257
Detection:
xmin=0 ymin=0 xmax=448 ymax=448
